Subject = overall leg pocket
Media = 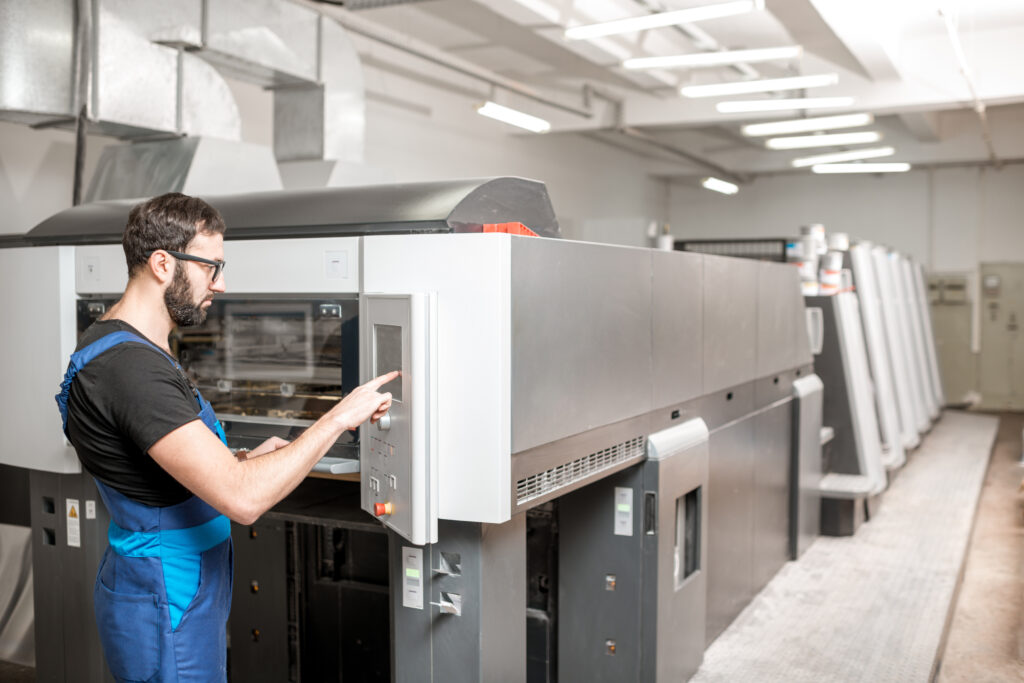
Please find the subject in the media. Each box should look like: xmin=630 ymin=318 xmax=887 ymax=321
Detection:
xmin=94 ymin=579 xmax=163 ymax=682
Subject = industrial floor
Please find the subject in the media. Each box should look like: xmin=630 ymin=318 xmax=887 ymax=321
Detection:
xmin=692 ymin=410 xmax=1015 ymax=683
xmin=1 ymin=411 xmax=1021 ymax=682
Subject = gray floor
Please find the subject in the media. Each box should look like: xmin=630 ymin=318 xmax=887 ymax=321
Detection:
xmin=691 ymin=410 xmax=999 ymax=683
xmin=935 ymin=413 xmax=1024 ymax=683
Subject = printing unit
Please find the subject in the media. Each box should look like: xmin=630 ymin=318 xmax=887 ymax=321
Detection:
xmin=0 ymin=178 xmax=820 ymax=682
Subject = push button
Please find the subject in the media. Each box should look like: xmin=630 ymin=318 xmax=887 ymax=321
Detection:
xmin=374 ymin=502 xmax=394 ymax=516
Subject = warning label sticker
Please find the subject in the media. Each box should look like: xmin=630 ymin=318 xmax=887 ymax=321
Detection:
xmin=85 ymin=500 xmax=96 ymax=520
xmin=67 ymin=498 xmax=81 ymax=548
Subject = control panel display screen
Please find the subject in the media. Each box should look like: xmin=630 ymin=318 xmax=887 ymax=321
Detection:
xmin=374 ymin=324 xmax=403 ymax=401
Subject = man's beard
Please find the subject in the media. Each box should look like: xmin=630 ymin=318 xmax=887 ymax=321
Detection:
xmin=164 ymin=263 xmax=210 ymax=327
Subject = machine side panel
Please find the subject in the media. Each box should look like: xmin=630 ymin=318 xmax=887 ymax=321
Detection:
xmin=647 ymin=420 xmax=709 ymax=683
xmin=478 ymin=515 xmax=527 ymax=681
xmin=791 ymin=375 xmax=823 ymax=559
xmin=751 ymin=401 xmax=792 ymax=591
xmin=757 ymin=261 xmax=810 ymax=378
xmin=362 ymin=234 xmax=510 ymax=524
xmin=652 ymin=249 xmax=704 ymax=408
xmin=510 ymin=238 xmax=653 ymax=453
xmin=703 ymin=256 xmax=757 ymax=394
xmin=558 ymin=467 xmax=644 ymax=683
xmin=705 ymin=417 xmax=755 ymax=645
xmin=0 ymin=246 xmax=79 ymax=472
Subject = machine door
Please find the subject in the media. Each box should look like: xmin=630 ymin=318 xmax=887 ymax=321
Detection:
xmin=360 ymin=293 xmax=438 ymax=545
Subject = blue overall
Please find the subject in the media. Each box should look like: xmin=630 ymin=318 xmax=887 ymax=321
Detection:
xmin=56 ymin=331 xmax=232 ymax=682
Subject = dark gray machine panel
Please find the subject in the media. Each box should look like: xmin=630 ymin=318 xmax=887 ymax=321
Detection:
xmin=29 ymin=470 xmax=113 ymax=683
xmin=705 ymin=417 xmax=755 ymax=645
xmin=791 ymin=375 xmax=824 ymax=559
xmin=511 ymin=238 xmax=653 ymax=453
xmin=229 ymin=519 xmax=289 ymax=682
xmin=390 ymin=517 xmax=526 ymax=683
xmin=559 ymin=419 xmax=709 ymax=683
xmin=652 ymin=249 xmax=704 ymax=408
xmin=703 ymin=256 xmax=758 ymax=393
xmin=751 ymin=403 xmax=792 ymax=591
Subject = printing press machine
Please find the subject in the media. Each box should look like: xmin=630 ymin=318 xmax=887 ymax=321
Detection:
xmin=0 ymin=178 xmax=821 ymax=682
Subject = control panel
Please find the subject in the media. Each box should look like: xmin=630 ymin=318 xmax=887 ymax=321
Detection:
xmin=360 ymin=293 xmax=438 ymax=545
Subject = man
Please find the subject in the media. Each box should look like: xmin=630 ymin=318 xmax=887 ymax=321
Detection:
xmin=54 ymin=192 xmax=395 ymax=682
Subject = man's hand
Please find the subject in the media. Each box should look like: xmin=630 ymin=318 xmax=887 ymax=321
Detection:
xmin=249 ymin=436 xmax=290 ymax=459
xmin=328 ymin=371 xmax=398 ymax=431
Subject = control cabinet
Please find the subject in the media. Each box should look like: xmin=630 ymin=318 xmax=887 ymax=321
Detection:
xmin=359 ymin=293 xmax=438 ymax=545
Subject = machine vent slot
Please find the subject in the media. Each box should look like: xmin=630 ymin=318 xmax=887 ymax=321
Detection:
xmin=515 ymin=436 xmax=646 ymax=506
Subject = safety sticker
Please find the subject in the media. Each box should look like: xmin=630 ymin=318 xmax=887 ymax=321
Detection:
xmin=67 ymin=498 xmax=81 ymax=548
xmin=85 ymin=500 xmax=96 ymax=520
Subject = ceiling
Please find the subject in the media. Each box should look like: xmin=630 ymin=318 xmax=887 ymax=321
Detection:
xmin=317 ymin=0 xmax=1024 ymax=179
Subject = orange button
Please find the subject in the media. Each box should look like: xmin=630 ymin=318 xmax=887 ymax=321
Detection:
xmin=374 ymin=502 xmax=393 ymax=516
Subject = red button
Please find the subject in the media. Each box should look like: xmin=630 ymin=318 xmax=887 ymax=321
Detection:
xmin=374 ymin=502 xmax=393 ymax=516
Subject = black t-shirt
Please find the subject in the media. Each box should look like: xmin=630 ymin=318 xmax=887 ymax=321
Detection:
xmin=66 ymin=319 xmax=203 ymax=507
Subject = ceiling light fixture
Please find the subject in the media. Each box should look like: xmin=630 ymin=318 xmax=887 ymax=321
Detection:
xmin=766 ymin=131 xmax=882 ymax=149
xmin=742 ymin=113 xmax=873 ymax=136
xmin=701 ymin=177 xmax=739 ymax=195
xmin=812 ymin=162 xmax=911 ymax=174
xmin=624 ymin=45 xmax=802 ymax=70
xmin=476 ymin=101 xmax=551 ymax=133
xmin=717 ymin=96 xmax=853 ymax=113
xmin=791 ymin=146 xmax=895 ymax=168
xmin=681 ymin=73 xmax=838 ymax=98
xmin=565 ymin=0 xmax=764 ymax=41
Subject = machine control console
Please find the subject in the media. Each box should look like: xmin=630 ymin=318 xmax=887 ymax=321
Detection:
xmin=359 ymin=293 xmax=438 ymax=545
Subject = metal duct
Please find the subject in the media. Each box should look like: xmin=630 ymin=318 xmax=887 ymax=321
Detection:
xmin=0 ymin=0 xmax=76 ymax=125
xmin=0 ymin=0 xmax=365 ymax=164
xmin=85 ymin=137 xmax=283 ymax=201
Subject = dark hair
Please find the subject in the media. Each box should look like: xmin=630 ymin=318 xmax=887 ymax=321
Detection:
xmin=123 ymin=192 xmax=226 ymax=277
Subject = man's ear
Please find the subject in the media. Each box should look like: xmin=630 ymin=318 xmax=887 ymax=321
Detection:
xmin=148 ymin=250 xmax=174 ymax=284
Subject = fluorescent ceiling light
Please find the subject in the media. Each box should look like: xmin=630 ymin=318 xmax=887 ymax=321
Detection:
xmin=701 ymin=177 xmax=739 ymax=195
xmin=742 ymin=113 xmax=873 ymax=136
xmin=566 ymin=0 xmax=763 ymax=41
xmin=812 ymin=163 xmax=911 ymax=174
xmin=681 ymin=73 xmax=838 ymax=98
xmin=624 ymin=45 xmax=802 ymax=70
xmin=476 ymin=101 xmax=551 ymax=133
xmin=766 ymin=131 xmax=882 ymax=149
xmin=717 ymin=96 xmax=853 ymax=113
xmin=792 ymin=146 xmax=895 ymax=168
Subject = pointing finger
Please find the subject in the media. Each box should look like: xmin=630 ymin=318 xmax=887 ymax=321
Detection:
xmin=364 ymin=370 xmax=400 ymax=391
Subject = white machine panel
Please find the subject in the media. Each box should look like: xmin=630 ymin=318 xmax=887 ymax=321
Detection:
xmin=0 ymin=246 xmax=80 ymax=472
xmin=871 ymin=247 xmax=920 ymax=448
xmin=75 ymin=237 xmax=360 ymax=295
xmin=360 ymin=293 xmax=438 ymax=545
xmin=362 ymin=234 xmax=511 ymax=524
xmin=849 ymin=244 xmax=905 ymax=469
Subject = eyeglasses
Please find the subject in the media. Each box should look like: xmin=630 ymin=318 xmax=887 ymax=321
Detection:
xmin=147 ymin=249 xmax=226 ymax=283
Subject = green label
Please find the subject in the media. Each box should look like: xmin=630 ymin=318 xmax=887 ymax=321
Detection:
xmin=405 ymin=568 xmax=420 ymax=579
xmin=616 ymin=503 xmax=631 ymax=512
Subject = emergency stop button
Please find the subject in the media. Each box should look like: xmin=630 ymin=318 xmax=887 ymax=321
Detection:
xmin=374 ymin=502 xmax=394 ymax=517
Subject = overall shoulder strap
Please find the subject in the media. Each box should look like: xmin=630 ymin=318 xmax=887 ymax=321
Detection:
xmin=56 ymin=330 xmax=176 ymax=432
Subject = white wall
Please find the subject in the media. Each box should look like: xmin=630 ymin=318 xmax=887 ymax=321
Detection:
xmin=669 ymin=164 xmax=1024 ymax=271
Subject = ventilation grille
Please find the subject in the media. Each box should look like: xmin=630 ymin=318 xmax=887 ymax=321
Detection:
xmin=515 ymin=436 xmax=646 ymax=506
